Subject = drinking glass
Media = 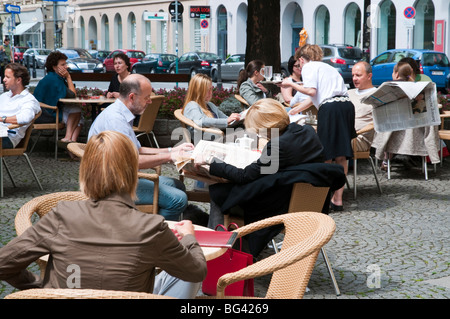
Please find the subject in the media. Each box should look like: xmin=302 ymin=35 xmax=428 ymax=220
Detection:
xmin=264 ymin=66 xmax=273 ymax=81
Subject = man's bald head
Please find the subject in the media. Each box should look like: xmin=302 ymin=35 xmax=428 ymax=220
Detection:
xmin=119 ymin=74 xmax=152 ymax=100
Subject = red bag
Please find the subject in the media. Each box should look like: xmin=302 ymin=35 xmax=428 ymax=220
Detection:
xmin=202 ymin=224 xmax=254 ymax=297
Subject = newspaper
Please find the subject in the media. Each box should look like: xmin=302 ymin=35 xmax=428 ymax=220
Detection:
xmin=361 ymin=81 xmax=441 ymax=132
xmin=0 ymin=124 xmax=8 ymax=138
xmin=175 ymin=140 xmax=262 ymax=184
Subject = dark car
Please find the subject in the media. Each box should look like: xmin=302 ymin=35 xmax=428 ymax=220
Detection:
xmin=57 ymin=48 xmax=104 ymax=73
xmin=370 ymin=49 xmax=450 ymax=90
xmin=14 ymin=46 xmax=29 ymax=63
xmin=89 ymin=50 xmax=111 ymax=63
xmin=131 ymin=53 xmax=177 ymax=74
xmin=103 ymin=49 xmax=146 ymax=72
xmin=169 ymin=52 xmax=221 ymax=78
xmin=211 ymin=54 xmax=245 ymax=82
xmin=23 ymin=48 xmax=52 ymax=68
xmin=319 ymin=44 xmax=363 ymax=87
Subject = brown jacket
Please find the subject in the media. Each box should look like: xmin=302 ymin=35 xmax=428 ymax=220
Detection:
xmin=0 ymin=193 xmax=207 ymax=292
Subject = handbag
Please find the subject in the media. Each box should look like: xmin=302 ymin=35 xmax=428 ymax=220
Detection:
xmin=202 ymin=223 xmax=254 ymax=297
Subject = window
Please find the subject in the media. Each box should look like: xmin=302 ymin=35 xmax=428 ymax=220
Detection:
xmin=373 ymin=52 xmax=391 ymax=65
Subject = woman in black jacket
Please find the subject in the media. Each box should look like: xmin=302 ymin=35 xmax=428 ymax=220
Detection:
xmin=200 ymin=99 xmax=324 ymax=227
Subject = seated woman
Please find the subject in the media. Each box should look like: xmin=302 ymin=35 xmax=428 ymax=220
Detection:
xmin=33 ymin=51 xmax=83 ymax=143
xmin=106 ymin=52 xmax=131 ymax=99
xmin=201 ymin=98 xmax=324 ymax=221
xmin=182 ymin=73 xmax=240 ymax=142
xmin=0 ymin=130 xmax=207 ymax=298
xmin=237 ymin=60 xmax=270 ymax=106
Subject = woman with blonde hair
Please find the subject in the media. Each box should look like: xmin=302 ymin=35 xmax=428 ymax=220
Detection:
xmin=203 ymin=98 xmax=324 ymax=228
xmin=182 ymin=73 xmax=240 ymax=140
xmin=0 ymin=130 xmax=207 ymax=298
xmin=280 ymin=44 xmax=356 ymax=211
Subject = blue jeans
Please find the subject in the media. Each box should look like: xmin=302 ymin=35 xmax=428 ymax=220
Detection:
xmin=1 ymin=137 xmax=13 ymax=149
xmin=135 ymin=176 xmax=187 ymax=221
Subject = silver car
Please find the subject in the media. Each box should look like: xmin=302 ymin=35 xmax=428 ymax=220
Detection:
xmin=211 ymin=54 xmax=245 ymax=82
xmin=23 ymin=48 xmax=52 ymax=68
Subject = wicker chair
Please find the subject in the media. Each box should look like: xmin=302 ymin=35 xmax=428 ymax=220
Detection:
xmin=29 ymin=103 xmax=65 ymax=160
xmin=133 ymin=95 xmax=164 ymax=148
xmin=234 ymin=94 xmax=250 ymax=110
xmin=199 ymin=212 xmax=336 ymax=299
xmin=15 ymin=191 xmax=88 ymax=278
xmin=174 ymin=109 xmax=224 ymax=144
xmin=67 ymin=142 xmax=160 ymax=214
xmin=1 ymin=110 xmax=43 ymax=197
xmin=351 ymin=123 xmax=382 ymax=199
xmin=4 ymin=288 xmax=175 ymax=299
xmin=224 ymin=182 xmax=341 ymax=296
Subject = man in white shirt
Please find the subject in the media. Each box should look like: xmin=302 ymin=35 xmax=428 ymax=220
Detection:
xmin=348 ymin=61 xmax=377 ymax=152
xmin=0 ymin=63 xmax=40 ymax=149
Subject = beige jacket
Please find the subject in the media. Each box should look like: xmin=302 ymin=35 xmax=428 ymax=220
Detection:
xmin=0 ymin=193 xmax=207 ymax=292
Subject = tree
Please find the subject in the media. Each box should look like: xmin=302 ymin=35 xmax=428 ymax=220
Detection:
xmin=245 ymin=0 xmax=281 ymax=72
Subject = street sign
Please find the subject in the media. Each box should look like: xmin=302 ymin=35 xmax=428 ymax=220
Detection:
xmin=200 ymin=19 xmax=209 ymax=29
xmin=169 ymin=1 xmax=184 ymax=16
xmin=144 ymin=12 xmax=168 ymax=21
xmin=404 ymin=6 xmax=416 ymax=19
xmin=5 ymin=4 xmax=20 ymax=14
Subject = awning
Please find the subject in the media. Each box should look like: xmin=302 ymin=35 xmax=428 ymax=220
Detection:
xmin=14 ymin=22 xmax=38 ymax=35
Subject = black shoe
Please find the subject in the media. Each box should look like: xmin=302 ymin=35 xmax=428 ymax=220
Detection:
xmin=330 ymin=202 xmax=344 ymax=212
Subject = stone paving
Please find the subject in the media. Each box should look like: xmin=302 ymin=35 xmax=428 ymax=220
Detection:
xmin=0 ymin=143 xmax=450 ymax=299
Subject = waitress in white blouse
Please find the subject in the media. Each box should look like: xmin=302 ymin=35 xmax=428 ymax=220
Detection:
xmin=280 ymin=44 xmax=356 ymax=212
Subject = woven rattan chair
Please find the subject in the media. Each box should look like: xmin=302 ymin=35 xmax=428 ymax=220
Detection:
xmin=1 ymin=110 xmax=43 ymax=197
xmin=133 ymin=95 xmax=164 ymax=148
xmin=15 ymin=191 xmax=88 ymax=278
xmin=199 ymin=212 xmax=336 ymax=299
xmin=351 ymin=123 xmax=382 ymax=199
xmin=4 ymin=288 xmax=176 ymax=299
xmin=224 ymin=182 xmax=341 ymax=296
xmin=234 ymin=94 xmax=250 ymax=110
xmin=174 ymin=109 xmax=224 ymax=144
xmin=29 ymin=103 xmax=65 ymax=160
xmin=67 ymin=142 xmax=160 ymax=214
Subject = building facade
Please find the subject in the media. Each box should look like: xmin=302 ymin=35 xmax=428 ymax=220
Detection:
xmin=1 ymin=0 xmax=449 ymax=62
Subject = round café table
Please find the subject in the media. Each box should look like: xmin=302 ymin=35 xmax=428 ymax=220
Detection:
xmin=166 ymin=221 xmax=228 ymax=261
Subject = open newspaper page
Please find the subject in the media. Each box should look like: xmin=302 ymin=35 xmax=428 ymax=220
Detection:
xmin=0 ymin=124 xmax=9 ymax=138
xmin=175 ymin=140 xmax=262 ymax=184
xmin=361 ymin=81 xmax=440 ymax=132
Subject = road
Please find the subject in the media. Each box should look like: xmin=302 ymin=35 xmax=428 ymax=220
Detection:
xmin=27 ymin=68 xmax=237 ymax=91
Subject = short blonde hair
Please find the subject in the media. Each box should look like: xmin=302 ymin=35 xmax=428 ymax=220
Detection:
xmin=295 ymin=44 xmax=324 ymax=62
xmin=80 ymin=131 xmax=139 ymax=200
xmin=244 ymin=99 xmax=290 ymax=139
xmin=182 ymin=74 xmax=214 ymax=117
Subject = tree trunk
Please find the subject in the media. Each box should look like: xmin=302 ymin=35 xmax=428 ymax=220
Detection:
xmin=245 ymin=0 xmax=281 ymax=72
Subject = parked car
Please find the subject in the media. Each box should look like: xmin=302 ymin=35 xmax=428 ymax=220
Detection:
xmin=103 ymin=49 xmax=146 ymax=72
xmin=319 ymin=44 xmax=363 ymax=87
xmin=22 ymin=48 xmax=52 ymax=68
xmin=88 ymin=50 xmax=111 ymax=63
xmin=211 ymin=54 xmax=245 ymax=82
xmin=131 ymin=53 xmax=177 ymax=74
xmin=169 ymin=51 xmax=221 ymax=78
xmin=57 ymin=48 xmax=104 ymax=73
xmin=370 ymin=49 xmax=450 ymax=90
xmin=14 ymin=46 xmax=29 ymax=63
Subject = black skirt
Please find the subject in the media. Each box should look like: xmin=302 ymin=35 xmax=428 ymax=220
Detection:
xmin=317 ymin=98 xmax=356 ymax=161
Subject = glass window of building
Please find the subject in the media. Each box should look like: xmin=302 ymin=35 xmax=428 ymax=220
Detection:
xmin=315 ymin=5 xmax=329 ymax=45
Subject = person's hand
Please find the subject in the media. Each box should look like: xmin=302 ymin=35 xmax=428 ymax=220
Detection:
xmin=174 ymin=143 xmax=194 ymax=153
xmin=174 ymin=220 xmax=195 ymax=239
xmin=278 ymin=78 xmax=293 ymax=88
xmin=227 ymin=113 xmax=241 ymax=124
xmin=106 ymin=92 xmax=119 ymax=99
xmin=288 ymin=106 xmax=301 ymax=115
xmin=56 ymin=65 xmax=70 ymax=79
xmin=256 ymin=82 xmax=268 ymax=93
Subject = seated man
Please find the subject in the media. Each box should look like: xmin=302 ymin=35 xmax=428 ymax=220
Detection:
xmin=0 ymin=63 xmax=40 ymax=149
xmin=347 ymin=61 xmax=376 ymax=152
xmin=88 ymin=74 xmax=194 ymax=221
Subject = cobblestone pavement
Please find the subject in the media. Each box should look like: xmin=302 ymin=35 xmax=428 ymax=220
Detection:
xmin=1 ymin=147 xmax=449 ymax=299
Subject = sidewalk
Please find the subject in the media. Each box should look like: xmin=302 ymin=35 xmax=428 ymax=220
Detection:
xmin=0 ymin=146 xmax=449 ymax=299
